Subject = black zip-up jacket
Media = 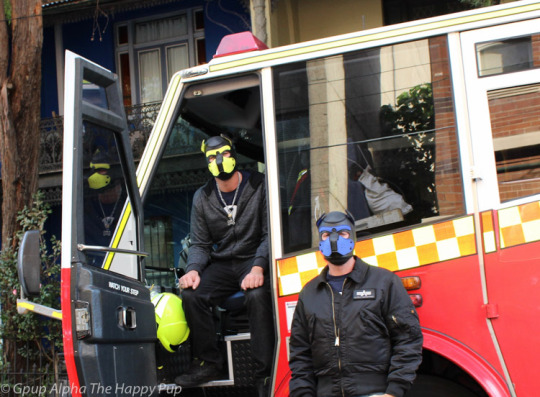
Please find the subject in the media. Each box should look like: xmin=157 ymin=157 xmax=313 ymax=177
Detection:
xmin=186 ymin=170 xmax=268 ymax=274
xmin=289 ymin=257 xmax=423 ymax=397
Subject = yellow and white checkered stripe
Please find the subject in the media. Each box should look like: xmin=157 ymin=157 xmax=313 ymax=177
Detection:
xmin=499 ymin=201 xmax=540 ymax=249
xmin=278 ymin=216 xmax=476 ymax=296
xmin=481 ymin=211 xmax=496 ymax=253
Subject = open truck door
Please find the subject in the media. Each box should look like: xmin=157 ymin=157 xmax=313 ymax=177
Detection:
xmin=61 ymin=51 xmax=158 ymax=397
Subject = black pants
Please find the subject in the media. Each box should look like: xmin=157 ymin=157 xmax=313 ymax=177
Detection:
xmin=181 ymin=259 xmax=275 ymax=380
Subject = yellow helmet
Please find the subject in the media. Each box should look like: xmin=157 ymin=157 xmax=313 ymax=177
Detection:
xmin=152 ymin=292 xmax=190 ymax=352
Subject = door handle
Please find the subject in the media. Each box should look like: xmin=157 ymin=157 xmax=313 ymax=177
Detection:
xmin=119 ymin=306 xmax=137 ymax=330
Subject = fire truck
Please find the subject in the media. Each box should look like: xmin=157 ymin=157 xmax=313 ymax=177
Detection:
xmin=17 ymin=1 xmax=540 ymax=396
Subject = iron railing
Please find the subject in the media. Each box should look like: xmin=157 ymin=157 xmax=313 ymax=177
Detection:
xmin=38 ymin=101 xmax=162 ymax=172
xmin=0 ymin=339 xmax=68 ymax=397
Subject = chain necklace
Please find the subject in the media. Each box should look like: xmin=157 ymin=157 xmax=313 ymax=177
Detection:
xmin=216 ymin=172 xmax=241 ymax=226
xmin=98 ymin=195 xmax=120 ymax=237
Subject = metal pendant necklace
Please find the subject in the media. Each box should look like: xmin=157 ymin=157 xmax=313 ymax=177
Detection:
xmin=98 ymin=196 xmax=120 ymax=237
xmin=216 ymin=172 xmax=241 ymax=226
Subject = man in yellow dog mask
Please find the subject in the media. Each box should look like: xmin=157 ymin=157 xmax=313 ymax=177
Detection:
xmin=201 ymin=135 xmax=237 ymax=180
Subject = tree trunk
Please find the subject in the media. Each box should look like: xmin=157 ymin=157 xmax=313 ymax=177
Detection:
xmin=0 ymin=0 xmax=43 ymax=250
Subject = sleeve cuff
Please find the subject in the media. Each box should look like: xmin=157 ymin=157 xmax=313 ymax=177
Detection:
xmin=252 ymin=256 xmax=268 ymax=271
xmin=186 ymin=263 xmax=203 ymax=274
xmin=386 ymin=381 xmax=408 ymax=397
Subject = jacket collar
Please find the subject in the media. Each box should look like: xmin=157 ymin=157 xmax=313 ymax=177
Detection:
xmin=316 ymin=256 xmax=369 ymax=287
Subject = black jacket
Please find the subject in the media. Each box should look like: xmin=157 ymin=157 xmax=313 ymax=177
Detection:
xmin=186 ymin=170 xmax=269 ymax=274
xmin=289 ymin=257 xmax=423 ymax=397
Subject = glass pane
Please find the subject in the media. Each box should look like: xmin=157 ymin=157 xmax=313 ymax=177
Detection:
xmin=167 ymin=45 xmax=189 ymax=82
xmin=117 ymin=25 xmax=128 ymax=45
xmin=489 ymin=83 xmax=540 ymax=202
xmin=144 ymin=216 xmax=174 ymax=268
xmin=82 ymin=82 xmax=108 ymax=109
xmin=82 ymin=121 xmax=129 ymax=269
xmin=196 ymin=38 xmax=206 ymax=65
xmin=139 ymin=49 xmax=162 ymax=103
xmin=476 ymin=35 xmax=538 ymax=77
xmin=135 ymin=15 xmax=187 ymax=44
xmin=194 ymin=9 xmax=204 ymax=30
xmin=142 ymin=76 xmax=263 ymax=288
xmin=274 ymin=36 xmax=464 ymax=254
xmin=119 ymin=52 xmax=132 ymax=107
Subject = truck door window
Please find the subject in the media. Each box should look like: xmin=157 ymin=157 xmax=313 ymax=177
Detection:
xmin=82 ymin=120 xmax=129 ymax=268
xmin=142 ymin=75 xmax=263 ymax=289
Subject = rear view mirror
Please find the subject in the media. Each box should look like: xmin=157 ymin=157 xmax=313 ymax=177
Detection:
xmin=17 ymin=230 xmax=41 ymax=297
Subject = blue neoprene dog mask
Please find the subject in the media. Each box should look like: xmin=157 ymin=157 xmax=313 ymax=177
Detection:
xmin=317 ymin=211 xmax=356 ymax=265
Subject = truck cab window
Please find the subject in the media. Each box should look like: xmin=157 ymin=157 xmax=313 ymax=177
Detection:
xmin=274 ymin=36 xmax=465 ymax=255
xmin=142 ymin=75 xmax=264 ymax=289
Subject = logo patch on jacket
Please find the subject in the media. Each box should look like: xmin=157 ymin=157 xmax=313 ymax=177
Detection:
xmin=354 ymin=289 xmax=375 ymax=299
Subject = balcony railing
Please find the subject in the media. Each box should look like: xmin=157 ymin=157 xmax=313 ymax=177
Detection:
xmin=39 ymin=101 xmax=162 ymax=173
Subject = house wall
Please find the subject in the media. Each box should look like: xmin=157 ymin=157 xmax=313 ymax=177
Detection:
xmin=41 ymin=0 xmax=250 ymax=118
xmin=268 ymin=0 xmax=383 ymax=47
xmin=38 ymin=1 xmax=250 ymax=244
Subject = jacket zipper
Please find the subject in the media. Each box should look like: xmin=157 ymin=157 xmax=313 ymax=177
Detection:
xmin=327 ymin=279 xmax=348 ymax=397
xmin=328 ymin=284 xmax=339 ymax=347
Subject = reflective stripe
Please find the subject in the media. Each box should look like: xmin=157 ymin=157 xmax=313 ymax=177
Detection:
xmin=481 ymin=211 xmax=496 ymax=253
xmin=17 ymin=300 xmax=63 ymax=321
xmin=359 ymin=216 xmax=475 ymax=270
xmin=278 ymin=201 xmax=540 ymax=296
xmin=17 ymin=301 xmax=34 ymax=311
xmin=499 ymin=201 xmax=540 ymax=248
xmin=278 ymin=216 xmax=476 ymax=296
xmin=103 ymin=202 xmax=132 ymax=270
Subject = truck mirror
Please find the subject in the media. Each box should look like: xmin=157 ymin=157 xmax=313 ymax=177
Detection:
xmin=17 ymin=230 xmax=41 ymax=297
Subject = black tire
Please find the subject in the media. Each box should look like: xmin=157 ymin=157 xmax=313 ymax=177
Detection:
xmin=405 ymin=374 xmax=481 ymax=397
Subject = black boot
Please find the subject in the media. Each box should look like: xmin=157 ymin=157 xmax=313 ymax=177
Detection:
xmin=174 ymin=358 xmax=222 ymax=388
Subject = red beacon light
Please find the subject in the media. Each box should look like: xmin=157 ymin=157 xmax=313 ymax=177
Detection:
xmin=213 ymin=31 xmax=268 ymax=59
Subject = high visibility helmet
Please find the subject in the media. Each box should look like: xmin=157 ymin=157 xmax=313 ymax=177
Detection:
xmin=152 ymin=292 xmax=190 ymax=353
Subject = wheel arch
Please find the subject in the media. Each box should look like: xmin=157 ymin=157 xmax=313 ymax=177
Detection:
xmin=422 ymin=328 xmax=511 ymax=397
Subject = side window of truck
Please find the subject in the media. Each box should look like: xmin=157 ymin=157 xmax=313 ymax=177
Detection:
xmin=275 ymin=36 xmax=465 ymax=254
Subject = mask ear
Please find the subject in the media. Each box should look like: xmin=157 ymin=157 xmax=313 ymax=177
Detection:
xmin=316 ymin=213 xmax=327 ymax=228
xmin=220 ymin=134 xmax=233 ymax=146
xmin=345 ymin=209 xmax=355 ymax=225
xmin=200 ymin=140 xmax=207 ymax=154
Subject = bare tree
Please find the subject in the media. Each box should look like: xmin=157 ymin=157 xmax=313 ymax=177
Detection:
xmin=0 ymin=0 xmax=43 ymax=249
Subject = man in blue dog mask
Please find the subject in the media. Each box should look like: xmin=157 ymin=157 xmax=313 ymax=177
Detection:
xmin=289 ymin=210 xmax=423 ymax=397
xmin=317 ymin=211 xmax=356 ymax=266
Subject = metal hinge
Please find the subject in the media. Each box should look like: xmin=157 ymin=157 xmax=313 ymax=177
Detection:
xmin=470 ymin=166 xmax=482 ymax=182
xmin=75 ymin=301 xmax=91 ymax=339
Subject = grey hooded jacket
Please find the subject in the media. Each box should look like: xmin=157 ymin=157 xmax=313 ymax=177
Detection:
xmin=186 ymin=171 xmax=269 ymax=274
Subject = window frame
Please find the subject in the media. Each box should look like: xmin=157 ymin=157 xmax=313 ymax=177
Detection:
xmin=114 ymin=8 xmax=205 ymax=106
xmin=272 ymin=36 xmax=465 ymax=256
xmin=458 ymin=18 xmax=540 ymax=211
